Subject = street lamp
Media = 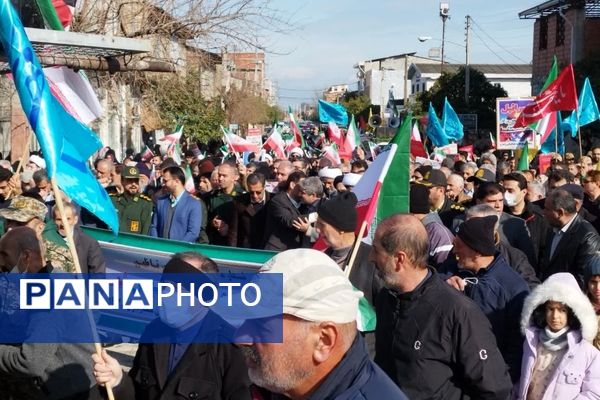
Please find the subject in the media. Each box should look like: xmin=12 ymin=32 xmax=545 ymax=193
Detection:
xmin=439 ymin=2 xmax=450 ymax=74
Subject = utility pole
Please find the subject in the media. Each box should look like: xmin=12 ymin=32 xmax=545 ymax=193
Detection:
xmin=440 ymin=2 xmax=450 ymax=74
xmin=465 ymin=15 xmax=471 ymax=105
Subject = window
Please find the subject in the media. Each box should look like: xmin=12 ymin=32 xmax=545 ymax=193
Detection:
xmin=412 ymin=84 xmax=416 ymax=94
xmin=539 ymin=17 xmax=548 ymax=50
xmin=422 ymin=83 xmax=426 ymax=92
xmin=556 ymin=13 xmax=565 ymax=46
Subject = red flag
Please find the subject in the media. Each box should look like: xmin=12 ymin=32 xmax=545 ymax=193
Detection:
xmin=458 ymin=145 xmax=474 ymax=161
xmin=410 ymin=122 xmax=427 ymax=158
xmin=514 ymin=65 xmax=578 ymax=127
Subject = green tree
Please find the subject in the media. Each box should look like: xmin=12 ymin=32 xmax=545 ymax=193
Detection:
xmin=340 ymin=93 xmax=371 ymax=116
xmin=151 ymin=69 xmax=225 ymax=143
xmin=417 ymin=67 xmax=507 ymax=131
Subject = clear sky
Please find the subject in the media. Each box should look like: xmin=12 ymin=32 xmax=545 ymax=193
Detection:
xmin=262 ymin=0 xmax=540 ymax=107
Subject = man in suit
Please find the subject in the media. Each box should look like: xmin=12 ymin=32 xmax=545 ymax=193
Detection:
xmin=92 ymin=252 xmax=251 ymax=399
xmin=541 ymin=189 xmax=600 ymax=288
xmin=235 ymin=173 xmax=271 ymax=249
xmin=149 ymin=166 xmax=204 ymax=243
xmin=263 ymin=171 xmax=307 ymax=251
xmin=51 ymin=201 xmax=106 ymax=273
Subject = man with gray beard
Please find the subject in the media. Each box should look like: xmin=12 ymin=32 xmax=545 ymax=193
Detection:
xmin=237 ymin=248 xmax=407 ymax=399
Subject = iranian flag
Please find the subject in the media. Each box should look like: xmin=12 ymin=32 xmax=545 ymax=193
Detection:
xmin=222 ymin=127 xmax=259 ymax=153
xmin=410 ymin=121 xmax=428 ymax=158
xmin=160 ymin=125 xmax=183 ymax=159
xmin=342 ymin=115 xmax=361 ymax=157
xmin=322 ymin=143 xmax=341 ymax=165
xmin=141 ymin=145 xmax=154 ymax=161
xmin=287 ymin=106 xmax=305 ymax=150
xmin=327 ymin=121 xmax=344 ymax=148
xmin=532 ymin=56 xmax=558 ymax=146
xmin=263 ymin=126 xmax=286 ymax=159
xmin=184 ymin=165 xmax=196 ymax=194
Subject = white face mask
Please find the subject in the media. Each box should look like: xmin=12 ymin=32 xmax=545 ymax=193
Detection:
xmin=158 ymin=293 xmax=207 ymax=330
xmin=504 ymin=192 xmax=519 ymax=207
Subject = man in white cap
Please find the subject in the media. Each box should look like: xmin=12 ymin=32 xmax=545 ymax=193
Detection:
xmin=26 ymin=154 xmax=46 ymax=171
xmin=238 ymin=248 xmax=407 ymax=399
xmin=318 ymin=167 xmax=342 ymax=199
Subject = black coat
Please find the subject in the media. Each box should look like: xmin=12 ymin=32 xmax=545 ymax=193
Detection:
xmin=106 ymin=316 xmax=251 ymax=400
xmin=262 ymin=192 xmax=303 ymax=251
xmin=504 ymin=202 xmax=550 ymax=272
xmin=540 ymin=214 xmax=600 ymax=288
xmin=234 ymin=192 xmax=271 ymax=249
xmin=74 ymin=227 xmax=106 ymax=273
xmin=374 ymin=269 xmax=512 ymax=400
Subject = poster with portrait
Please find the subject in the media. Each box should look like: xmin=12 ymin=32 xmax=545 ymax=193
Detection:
xmin=496 ymin=98 xmax=536 ymax=150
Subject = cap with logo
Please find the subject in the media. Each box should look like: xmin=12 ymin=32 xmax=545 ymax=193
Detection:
xmin=0 ymin=195 xmax=47 ymax=222
xmin=122 ymin=166 xmax=140 ymax=179
xmin=467 ymin=168 xmax=496 ymax=184
xmin=420 ymin=169 xmax=447 ymax=187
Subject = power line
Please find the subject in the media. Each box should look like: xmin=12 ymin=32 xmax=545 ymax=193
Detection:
xmin=470 ymin=17 xmax=530 ymax=64
xmin=470 ymin=29 xmax=512 ymax=64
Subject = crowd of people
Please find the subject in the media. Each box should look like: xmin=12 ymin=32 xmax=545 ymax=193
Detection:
xmin=0 ymin=139 xmax=599 ymax=399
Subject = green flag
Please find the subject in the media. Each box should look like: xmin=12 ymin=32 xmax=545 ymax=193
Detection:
xmin=377 ymin=113 xmax=411 ymax=220
xmin=518 ymin=141 xmax=530 ymax=171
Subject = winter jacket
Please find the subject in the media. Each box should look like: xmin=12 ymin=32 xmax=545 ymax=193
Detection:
xmin=516 ymin=272 xmax=600 ymax=399
xmin=540 ymin=214 xmax=600 ymax=288
xmin=252 ymin=334 xmax=408 ymax=400
xmin=505 ymin=201 xmax=550 ymax=272
xmin=457 ymin=253 xmax=530 ymax=383
xmin=498 ymin=212 xmax=537 ymax=267
xmin=422 ymin=212 xmax=454 ymax=268
xmin=375 ymin=268 xmax=512 ymax=400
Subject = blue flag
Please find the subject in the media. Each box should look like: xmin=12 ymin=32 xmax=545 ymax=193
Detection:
xmin=318 ymin=99 xmax=348 ymax=126
xmin=442 ymin=97 xmax=464 ymax=141
xmin=427 ymin=103 xmax=449 ymax=147
xmin=564 ymin=77 xmax=599 ymax=137
xmin=0 ymin=0 xmax=118 ymax=233
xmin=541 ymin=112 xmax=565 ymax=155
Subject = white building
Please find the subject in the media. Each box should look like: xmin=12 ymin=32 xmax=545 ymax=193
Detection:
xmin=407 ymin=63 xmax=532 ymax=100
xmin=354 ymin=53 xmax=439 ymax=107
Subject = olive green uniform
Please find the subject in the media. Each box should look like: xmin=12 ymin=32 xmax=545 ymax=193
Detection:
xmin=111 ymin=193 xmax=153 ymax=235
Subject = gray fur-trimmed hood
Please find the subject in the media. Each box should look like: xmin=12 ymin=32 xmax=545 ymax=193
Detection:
xmin=520 ymin=272 xmax=598 ymax=342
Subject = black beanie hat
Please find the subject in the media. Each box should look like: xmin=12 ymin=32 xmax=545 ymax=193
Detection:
xmin=457 ymin=216 xmax=497 ymax=256
xmin=410 ymin=183 xmax=430 ymax=214
xmin=318 ymin=191 xmax=358 ymax=232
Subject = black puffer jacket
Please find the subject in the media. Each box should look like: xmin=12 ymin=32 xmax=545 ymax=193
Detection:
xmin=374 ymin=269 xmax=512 ymax=400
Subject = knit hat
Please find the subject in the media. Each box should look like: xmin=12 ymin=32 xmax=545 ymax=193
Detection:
xmin=585 ymin=255 xmax=600 ymax=284
xmin=480 ymin=152 xmax=497 ymax=167
xmin=456 ymin=215 xmax=497 ymax=256
xmin=410 ymin=183 xmax=431 ymax=214
xmin=317 ymin=191 xmax=357 ymax=232
xmin=198 ymin=159 xmax=215 ymax=177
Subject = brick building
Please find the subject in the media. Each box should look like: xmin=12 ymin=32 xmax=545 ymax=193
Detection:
xmin=519 ymin=0 xmax=600 ymax=93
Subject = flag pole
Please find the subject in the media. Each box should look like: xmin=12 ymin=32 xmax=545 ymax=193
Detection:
xmin=576 ymin=110 xmax=583 ymax=160
xmin=15 ymin=129 xmax=32 ymax=175
xmin=51 ymin=178 xmax=116 ymax=400
xmin=344 ymin=220 xmax=368 ymax=278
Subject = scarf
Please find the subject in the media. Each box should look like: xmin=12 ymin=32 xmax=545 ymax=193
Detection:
xmin=539 ymin=326 xmax=569 ymax=351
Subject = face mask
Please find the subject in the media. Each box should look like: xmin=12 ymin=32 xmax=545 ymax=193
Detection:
xmin=504 ymin=192 xmax=518 ymax=207
xmin=158 ymin=292 xmax=206 ymax=330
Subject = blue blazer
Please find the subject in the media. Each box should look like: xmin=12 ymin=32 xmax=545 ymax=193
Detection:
xmin=149 ymin=191 xmax=203 ymax=242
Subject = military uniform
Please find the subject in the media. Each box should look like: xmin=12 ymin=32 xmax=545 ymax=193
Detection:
xmin=111 ymin=167 xmax=154 ymax=235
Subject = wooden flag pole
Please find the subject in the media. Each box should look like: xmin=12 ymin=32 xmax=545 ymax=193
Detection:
xmin=344 ymin=220 xmax=368 ymax=278
xmin=15 ymin=128 xmax=32 ymax=175
xmin=51 ymin=178 xmax=116 ymax=400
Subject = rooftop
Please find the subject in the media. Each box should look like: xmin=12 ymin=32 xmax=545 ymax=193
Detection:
xmin=519 ymin=0 xmax=600 ymax=19
xmin=412 ymin=63 xmax=532 ymax=75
